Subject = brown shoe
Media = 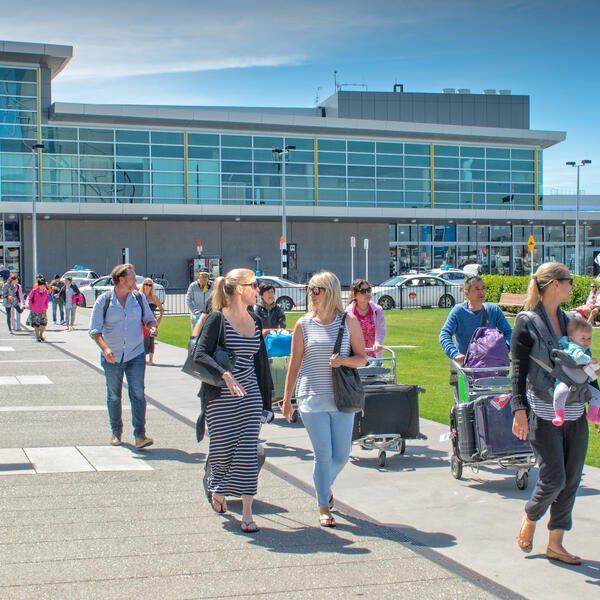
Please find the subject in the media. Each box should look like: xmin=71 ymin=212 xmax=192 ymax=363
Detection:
xmin=135 ymin=436 xmax=154 ymax=449
xmin=110 ymin=434 xmax=122 ymax=446
xmin=517 ymin=514 xmax=536 ymax=553
xmin=546 ymin=547 xmax=582 ymax=565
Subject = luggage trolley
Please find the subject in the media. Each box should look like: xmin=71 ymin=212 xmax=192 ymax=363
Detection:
xmin=449 ymin=360 xmax=536 ymax=489
xmin=353 ymin=347 xmax=427 ymax=467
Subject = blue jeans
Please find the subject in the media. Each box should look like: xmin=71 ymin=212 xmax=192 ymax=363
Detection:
xmin=53 ymin=301 xmax=64 ymax=323
xmin=300 ymin=410 xmax=355 ymax=507
xmin=101 ymin=352 xmax=147 ymax=438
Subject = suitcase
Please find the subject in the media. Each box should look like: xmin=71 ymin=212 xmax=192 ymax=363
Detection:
xmin=473 ymin=394 xmax=532 ymax=459
xmin=264 ymin=330 xmax=292 ymax=357
xmin=454 ymin=402 xmax=477 ymax=460
xmin=352 ymin=384 xmax=420 ymax=441
xmin=269 ymin=356 xmax=290 ymax=401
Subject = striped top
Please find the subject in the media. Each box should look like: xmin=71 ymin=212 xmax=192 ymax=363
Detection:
xmin=223 ymin=318 xmax=261 ymax=383
xmin=527 ymin=389 xmax=585 ymax=421
xmin=296 ymin=314 xmax=351 ymax=411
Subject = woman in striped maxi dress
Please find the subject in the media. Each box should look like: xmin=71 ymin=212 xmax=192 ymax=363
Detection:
xmin=282 ymin=271 xmax=366 ymax=528
xmin=194 ymin=268 xmax=273 ymax=533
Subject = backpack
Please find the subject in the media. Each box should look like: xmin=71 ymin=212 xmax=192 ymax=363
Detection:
xmin=464 ymin=306 xmax=509 ymax=377
xmin=102 ymin=290 xmax=145 ymax=324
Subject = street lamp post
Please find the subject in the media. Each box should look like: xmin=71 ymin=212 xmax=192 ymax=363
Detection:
xmin=31 ymin=143 xmax=44 ymax=286
xmin=272 ymin=145 xmax=295 ymax=278
xmin=566 ymin=160 xmax=592 ymax=275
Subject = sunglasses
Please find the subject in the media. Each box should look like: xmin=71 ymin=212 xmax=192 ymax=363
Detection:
xmin=240 ymin=282 xmax=259 ymax=289
xmin=143 ymin=283 xmax=152 ymax=287
xmin=358 ymin=287 xmax=372 ymax=294
xmin=556 ymin=277 xmax=573 ymax=285
xmin=308 ymin=286 xmax=326 ymax=295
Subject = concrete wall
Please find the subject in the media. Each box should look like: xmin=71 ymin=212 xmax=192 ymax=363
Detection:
xmin=21 ymin=218 xmax=389 ymax=288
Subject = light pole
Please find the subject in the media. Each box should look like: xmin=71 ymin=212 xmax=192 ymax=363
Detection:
xmin=31 ymin=143 xmax=44 ymax=286
xmin=566 ymin=160 xmax=592 ymax=275
xmin=272 ymin=145 xmax=295 ymax=278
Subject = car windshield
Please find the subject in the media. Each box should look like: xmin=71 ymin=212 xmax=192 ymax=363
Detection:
xmin=379 ymin=276 xmax=407 ymax=286
xmin=63 ymin=271 xmax=88 ymax=278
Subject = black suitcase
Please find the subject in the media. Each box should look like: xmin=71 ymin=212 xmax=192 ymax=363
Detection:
xmin=454 ymin=402 xmax=477 ymax=460
xmin=473 ymin=394 xmax=532 ymax=459
xmin=352 ymin=384 xmax=420 ymax=441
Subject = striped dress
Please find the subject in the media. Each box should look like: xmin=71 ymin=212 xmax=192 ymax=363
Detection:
xmin=205 ymin=318 xmax=262 ymax=497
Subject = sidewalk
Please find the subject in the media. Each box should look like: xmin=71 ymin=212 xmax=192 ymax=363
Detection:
xmin=0 ymin=312 xmax=512 ymax=599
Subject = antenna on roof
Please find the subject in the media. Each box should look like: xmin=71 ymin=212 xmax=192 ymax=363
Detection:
xmin=334 ymin=70 xmax=338 ymax=92
xmin=315 ymin=86 xmax=322 ymax=105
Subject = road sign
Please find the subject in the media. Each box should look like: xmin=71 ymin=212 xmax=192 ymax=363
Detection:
xmin=364 ymin=238 xmax=369 ymax=250
xmin=527 ymin=235 xmax=536 ymax=252
xmin=196 ymin=239 xmax=202 ymax=256
xmin=350 ymin=236 xmax=356 ymax=248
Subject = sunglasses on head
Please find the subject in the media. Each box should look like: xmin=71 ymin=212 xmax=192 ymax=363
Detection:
xmin=308 ymin=286 xmax=326 ymax=295
xmin=240 ymin=281 xmax=259 ymax=289
xmin=358 ymin=287 xmax=372 ymax=294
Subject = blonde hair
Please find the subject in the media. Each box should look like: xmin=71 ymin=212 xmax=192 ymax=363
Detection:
xmin=525 ymin=261 xmax=570 ymax=310
xmin=307 ymin=271 xmax=343 ymax=318
xmin=142 ymin=277 xmax=156 ymax=297
xmin=211 ymin=268 xmax=255 ymax=310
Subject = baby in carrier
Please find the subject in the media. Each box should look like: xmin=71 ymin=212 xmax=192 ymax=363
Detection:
xmin=553 ymin=317 xmax=600 ymax=426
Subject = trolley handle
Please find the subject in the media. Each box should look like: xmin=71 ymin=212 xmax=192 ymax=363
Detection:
xmin=452 ymin=359 xmax=511 ymax=374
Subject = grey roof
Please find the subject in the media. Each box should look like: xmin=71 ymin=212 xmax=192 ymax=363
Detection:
xmin=0 ymin=40 xmax=72 ymax=78
xmin=50 ymin=102 xmax=565 ymax=149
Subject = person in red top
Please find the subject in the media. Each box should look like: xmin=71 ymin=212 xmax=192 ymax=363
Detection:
xmin=26 ymin=277 xmax=51 ymax=342
xmin=345 ymin=279 xmax=387 ymax=359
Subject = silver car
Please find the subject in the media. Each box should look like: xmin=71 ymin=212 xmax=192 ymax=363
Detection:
xmin=372 ymin=274 xmax=465 ymax=310
xmin=256 ymin=276 xmax=307 ymax=311
xmin=82 ymin=275 xmax=165 ymax=307
xmin=426 ymin=269 xmax=468 ymax=286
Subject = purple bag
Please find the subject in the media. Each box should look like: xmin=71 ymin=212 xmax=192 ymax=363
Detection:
xmin=464 ymin=307 xmax=509 ymax=377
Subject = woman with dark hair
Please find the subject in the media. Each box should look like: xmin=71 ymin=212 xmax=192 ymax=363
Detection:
xmin=345 ymin=278 xmax=386 ymax=359
xmin=253 ymin=281 xmax=286 ymax=330
xmin=193 ymin=268 xmax=273 ymax=533
xmin=513 ymin=262 xmax=590 ymax=565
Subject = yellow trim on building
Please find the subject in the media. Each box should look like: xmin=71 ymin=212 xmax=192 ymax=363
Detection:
xmin=430 ymin=143 xmax=435 ymax=208
xmin=36 ymin=67 xmax=42 ymax=202
xmin=314 ymin=137 xmax=319 ymax=206
xmin=534 ymin=149 xmax=539 ymax=210
xmin=184 ymin=131 xmax=189 ymax=204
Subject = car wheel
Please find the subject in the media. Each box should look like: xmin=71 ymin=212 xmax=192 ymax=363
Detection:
xmin=277 ymin=296 xmax=294 ymax=311
xmin=378 ymin=295 xmax=395 ymax=310
xmin=438 ymin=294 xmax=455 ymax=309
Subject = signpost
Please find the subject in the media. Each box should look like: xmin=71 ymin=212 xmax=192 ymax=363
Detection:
xmin=527 ymin=235 xmax=536 ymax=276
xmin=197 ymin=239 xmax=202 ymax=257
xmin=350 ymin=236 xmax=356 ymax=282
xmin=364 ymin=238 xmax=369 ymax=281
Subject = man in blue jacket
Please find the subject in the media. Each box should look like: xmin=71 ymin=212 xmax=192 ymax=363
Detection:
xmin=439 ymin=276 xmax=512 ymax=395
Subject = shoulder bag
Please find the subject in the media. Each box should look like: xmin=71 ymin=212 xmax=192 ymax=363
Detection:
xmin=182 ymin=312 xmax=236 ymax=387
xmin=332 ymin=313 xmax=365 ymax=413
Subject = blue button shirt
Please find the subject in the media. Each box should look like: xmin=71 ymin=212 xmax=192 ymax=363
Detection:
xmin=89 ymin=290 xmax=157 ymax=362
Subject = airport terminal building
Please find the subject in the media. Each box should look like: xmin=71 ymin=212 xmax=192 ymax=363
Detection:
xmin=0 ymin=40 xmax=596 ymax=287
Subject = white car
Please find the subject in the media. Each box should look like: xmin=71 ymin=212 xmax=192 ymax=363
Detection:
xmin=426 ymin=269 xmax=468 ymax=286
xmin=81 ymin=275 xmax=166 ymax=307
xmin=372 ymin=274 xmax=465 ymax=310
xmin=60 ymin=269 xmax=100 ymax=289
xmin=256 ymin=276 xmax=306 ymax=311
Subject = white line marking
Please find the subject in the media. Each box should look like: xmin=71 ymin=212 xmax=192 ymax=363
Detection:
xmin=0 ymin=376 xmax=19 ymax=385
xmin=16 ymin=375 xmax=53 ymax=385
xmin=78 ymin=446 xmax=154 ymax=471
xmin=23 ymin=447 xmax=96 ymax=474
xmin=0 ymin=347 xmax=15 ymax=352
xmin=0 ymin=448 xmax=35 ymax=476
xmin=0 ymin=405 xmax=156 ymax=412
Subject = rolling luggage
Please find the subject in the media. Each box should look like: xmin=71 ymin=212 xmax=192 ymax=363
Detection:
xmin=454 ymin=402 xmax=476 ymax=460
xmin=352 ymin=384 xmax=420 ymax=441
xmin=269 ymin=355 xmax=290 ymax=402
xmin=473 ymin=394 xmax=532 ymax=459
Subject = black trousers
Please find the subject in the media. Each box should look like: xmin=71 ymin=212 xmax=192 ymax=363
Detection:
xmin=525 ymin=411 xmax=588 ymax=530
xmin=4 ymin=305 xmax=12 ymax=331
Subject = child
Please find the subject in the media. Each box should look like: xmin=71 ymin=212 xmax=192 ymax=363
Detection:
xmin=553 ymin=317 xmax=600 ymax=426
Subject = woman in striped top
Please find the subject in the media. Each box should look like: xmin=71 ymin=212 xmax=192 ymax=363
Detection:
xmin=282 ymin=271 xmax=366 ymax=528
xmin=512 ymin=262 xmax=589 ymax=565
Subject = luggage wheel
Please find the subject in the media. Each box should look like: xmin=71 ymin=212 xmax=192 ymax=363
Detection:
xmin=416 ymin=432 xmax=428 ymax=441
xmin=516 ymin=470 xmax=529 ymax=490
xmin=450 ymin=454 xmax=463 ymax=480
xmin=396 ymin=439 xmax=406 ymax=455
xmin=378 ymin=450 xmax=386 ymax=467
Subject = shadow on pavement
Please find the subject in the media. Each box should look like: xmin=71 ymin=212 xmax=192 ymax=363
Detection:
xmin=263 ymin=441 xmax=313 ymax=462
xmin=525 ymin=553 xmax=600 ymax=585
xmin=349 ymin=446 xmax=448 ymax=472
xmin=125 ymin=445 xmax=206 ymax=464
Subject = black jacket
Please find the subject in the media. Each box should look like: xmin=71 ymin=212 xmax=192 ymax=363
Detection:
xmin=58 ymin=282 xmax=80 ymax=302
xmin=253 ymin=301 xmax=286 ymax=329
xmin=194 ymin=310 xmax=273 ymax=411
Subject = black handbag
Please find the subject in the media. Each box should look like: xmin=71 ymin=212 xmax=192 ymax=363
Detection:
xmin=182 ymin=313 xmax=236 ymax=387
xmin=332 ymin=313 xmax=365 ymax=413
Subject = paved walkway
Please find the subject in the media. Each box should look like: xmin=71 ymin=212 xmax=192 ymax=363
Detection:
xmin=1 ymin=308 xmax=598 ymax=598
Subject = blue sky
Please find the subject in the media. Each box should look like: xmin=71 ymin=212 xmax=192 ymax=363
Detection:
xmin=3 ymin=0 xmax=599 ymax=195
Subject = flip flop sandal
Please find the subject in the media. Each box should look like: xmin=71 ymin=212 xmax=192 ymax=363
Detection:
xmin=241 ymin=519 xmax=259 ymax=533
xmin=210 ymin=495 xmax=227 ymax=514
xmin=319 ymin=514 xmax=336 ymax=528
xmin=328 ymin=491 xmax=335 ymax=511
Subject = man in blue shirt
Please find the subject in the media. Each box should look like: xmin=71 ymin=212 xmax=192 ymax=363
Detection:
xmin=439 ymin=276 xmax=512 ymax=395
xmin=89 ymin=263 xmax=157 ymax=448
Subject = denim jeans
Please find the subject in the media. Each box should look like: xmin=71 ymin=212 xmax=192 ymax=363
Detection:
xmin=65 ymin=307 xmax=76 ymax=327
xmin=101 ymin=351 xmax=147 ymax=438
xmin=53 ymin=302 xmax=64 ymax=323
xmin=300 ymin=410 xmax=355 ymax=507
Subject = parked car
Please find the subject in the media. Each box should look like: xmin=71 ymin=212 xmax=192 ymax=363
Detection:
xmin=426 ymin=269 xmax=468 ymax=286
xmin=60 ymin=269 xmax=100 ymax=289
xmin=372 ymin=274 xmax=465 ymax=310
xmin=256 ymin=276 xmax=306 ymax=311
xmin=81 ymin=275 xmax=165 ymax=307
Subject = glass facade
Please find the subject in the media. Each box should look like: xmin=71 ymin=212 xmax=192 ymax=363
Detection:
xmin=389 ymin=223 xmax=590 ymax=276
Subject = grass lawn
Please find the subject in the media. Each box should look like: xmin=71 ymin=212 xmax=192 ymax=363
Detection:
xmin=158 ymin=310 xmax=600 ymax=468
